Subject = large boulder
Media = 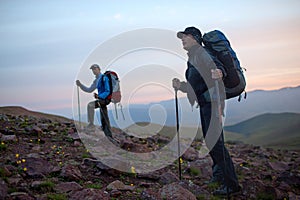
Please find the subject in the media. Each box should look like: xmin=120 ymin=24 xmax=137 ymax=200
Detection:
xmin=160 ymin=182 xmax=197 ymax=200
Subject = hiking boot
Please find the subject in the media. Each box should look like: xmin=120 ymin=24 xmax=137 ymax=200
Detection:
xmin=213 ymin=184 xmax=241 ymax=196
xmin=107 ymin=136 xmax=119 ymax=146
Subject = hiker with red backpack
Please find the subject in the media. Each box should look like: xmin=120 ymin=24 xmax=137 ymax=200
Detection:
xmin=173 ymin=27 xmax=243 ymax=197
xmin=76 ymin=64 xmax=112 ymax=138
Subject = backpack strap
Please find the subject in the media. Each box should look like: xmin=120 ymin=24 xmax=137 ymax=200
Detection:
xmin=101 ymin=73 xmax=112 ymax=100
xmin=238 ymin=90 xmax=247 ymax=102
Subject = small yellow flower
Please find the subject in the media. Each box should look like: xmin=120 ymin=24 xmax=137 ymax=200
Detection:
xmin=131 ymin=166 xmax=136 ymax=174
xmin=38 ymin=139 xmax=41 ymax=142
xmin=1 ymin=141 xmax=4 ymax=145
xmin=30 ymin=139 xmax=33 ymax=142
xmin=23 ymin=167 xmax=27 ymax=171
xmin=56 ymin=151 xmax=60 ymax=155
xmin=130 ymin=183 xmax=134 ymax=186
xmin=22 ymin=159 xmax=26 ymax=163
xmin=59 ymin=162 xmax=63 ymax=166
xmin=15 ymin=154 xmax=20 ymax=158
xmin=180 ymin=157 xmax=183 ymax=164
xmin=86 ymin=149 xmax=89 ymax=153
xmin=240 ymin=163 xmax=243 ymax=167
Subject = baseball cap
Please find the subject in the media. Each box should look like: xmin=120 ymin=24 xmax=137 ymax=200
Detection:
xmin=90 ymin=64 xmax=100 ymax=69
xmin=177 ymin=27 xmax=202 ymax=44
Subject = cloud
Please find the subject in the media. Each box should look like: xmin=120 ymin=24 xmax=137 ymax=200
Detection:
xmin=114 ymin=13 xmax=122 ymax=20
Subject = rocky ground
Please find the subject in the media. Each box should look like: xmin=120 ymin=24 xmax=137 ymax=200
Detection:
xmin=0 ymin=107 xmax=299 ymax=200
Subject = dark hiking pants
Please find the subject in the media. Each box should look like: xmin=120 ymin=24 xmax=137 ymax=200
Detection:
xmin=200 ymin=102 xmax=239 ymax=189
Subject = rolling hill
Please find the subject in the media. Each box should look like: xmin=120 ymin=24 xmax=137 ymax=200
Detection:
xmin=224 ymin=112 xmax=300 ymax=149
xmin=0 ymin=106 xmax=72 ymax=123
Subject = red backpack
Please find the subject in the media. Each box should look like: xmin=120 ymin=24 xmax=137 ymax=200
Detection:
xmin=102 ymin=70 xmax=124 ymax=120
xmin=102 ymin=70 xmax=121 ymax=103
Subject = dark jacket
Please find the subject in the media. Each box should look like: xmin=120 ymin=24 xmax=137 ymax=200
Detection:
xmin=179 ymin=44 xmax=226 ymax=106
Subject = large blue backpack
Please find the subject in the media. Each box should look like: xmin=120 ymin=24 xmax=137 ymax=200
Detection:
xmin=203 ymin=30 xmax=246 ymax=101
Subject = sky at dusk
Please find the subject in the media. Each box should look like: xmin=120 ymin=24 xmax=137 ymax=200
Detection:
xmin=0 ymin=0 xmax=300 ymax=118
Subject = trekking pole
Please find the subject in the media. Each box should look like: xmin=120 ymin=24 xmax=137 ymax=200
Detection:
xmin=77 ymin=86 xmax=81 ymax=129
xmin=175 ymin=89 xmax=182 ymax=180
xmin=114 ymin=103 xmax=118 ymax=120
xmin=214 ymin=78 xmax=230 ymax=200
xmin=214 ymin=80 xmax=222 ymax=126
xmin=119 ymin=103 xmax=125 ymax=120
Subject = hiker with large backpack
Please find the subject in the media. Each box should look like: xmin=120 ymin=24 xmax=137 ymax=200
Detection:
xmin=173 ymin=27 xmax=242 ymax=197
xmin=76 ymin=64 xmax=112 ymax=137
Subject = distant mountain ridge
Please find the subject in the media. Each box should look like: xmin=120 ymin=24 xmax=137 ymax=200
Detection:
xmin=109 ymin=85 xmax=300 ymax=127
xmin=225 ymin=85 xmax=300 ymax=125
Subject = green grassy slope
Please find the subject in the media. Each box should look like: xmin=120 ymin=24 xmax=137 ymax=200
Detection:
xmin=224 ymin=113 xmax=300 ymax=149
